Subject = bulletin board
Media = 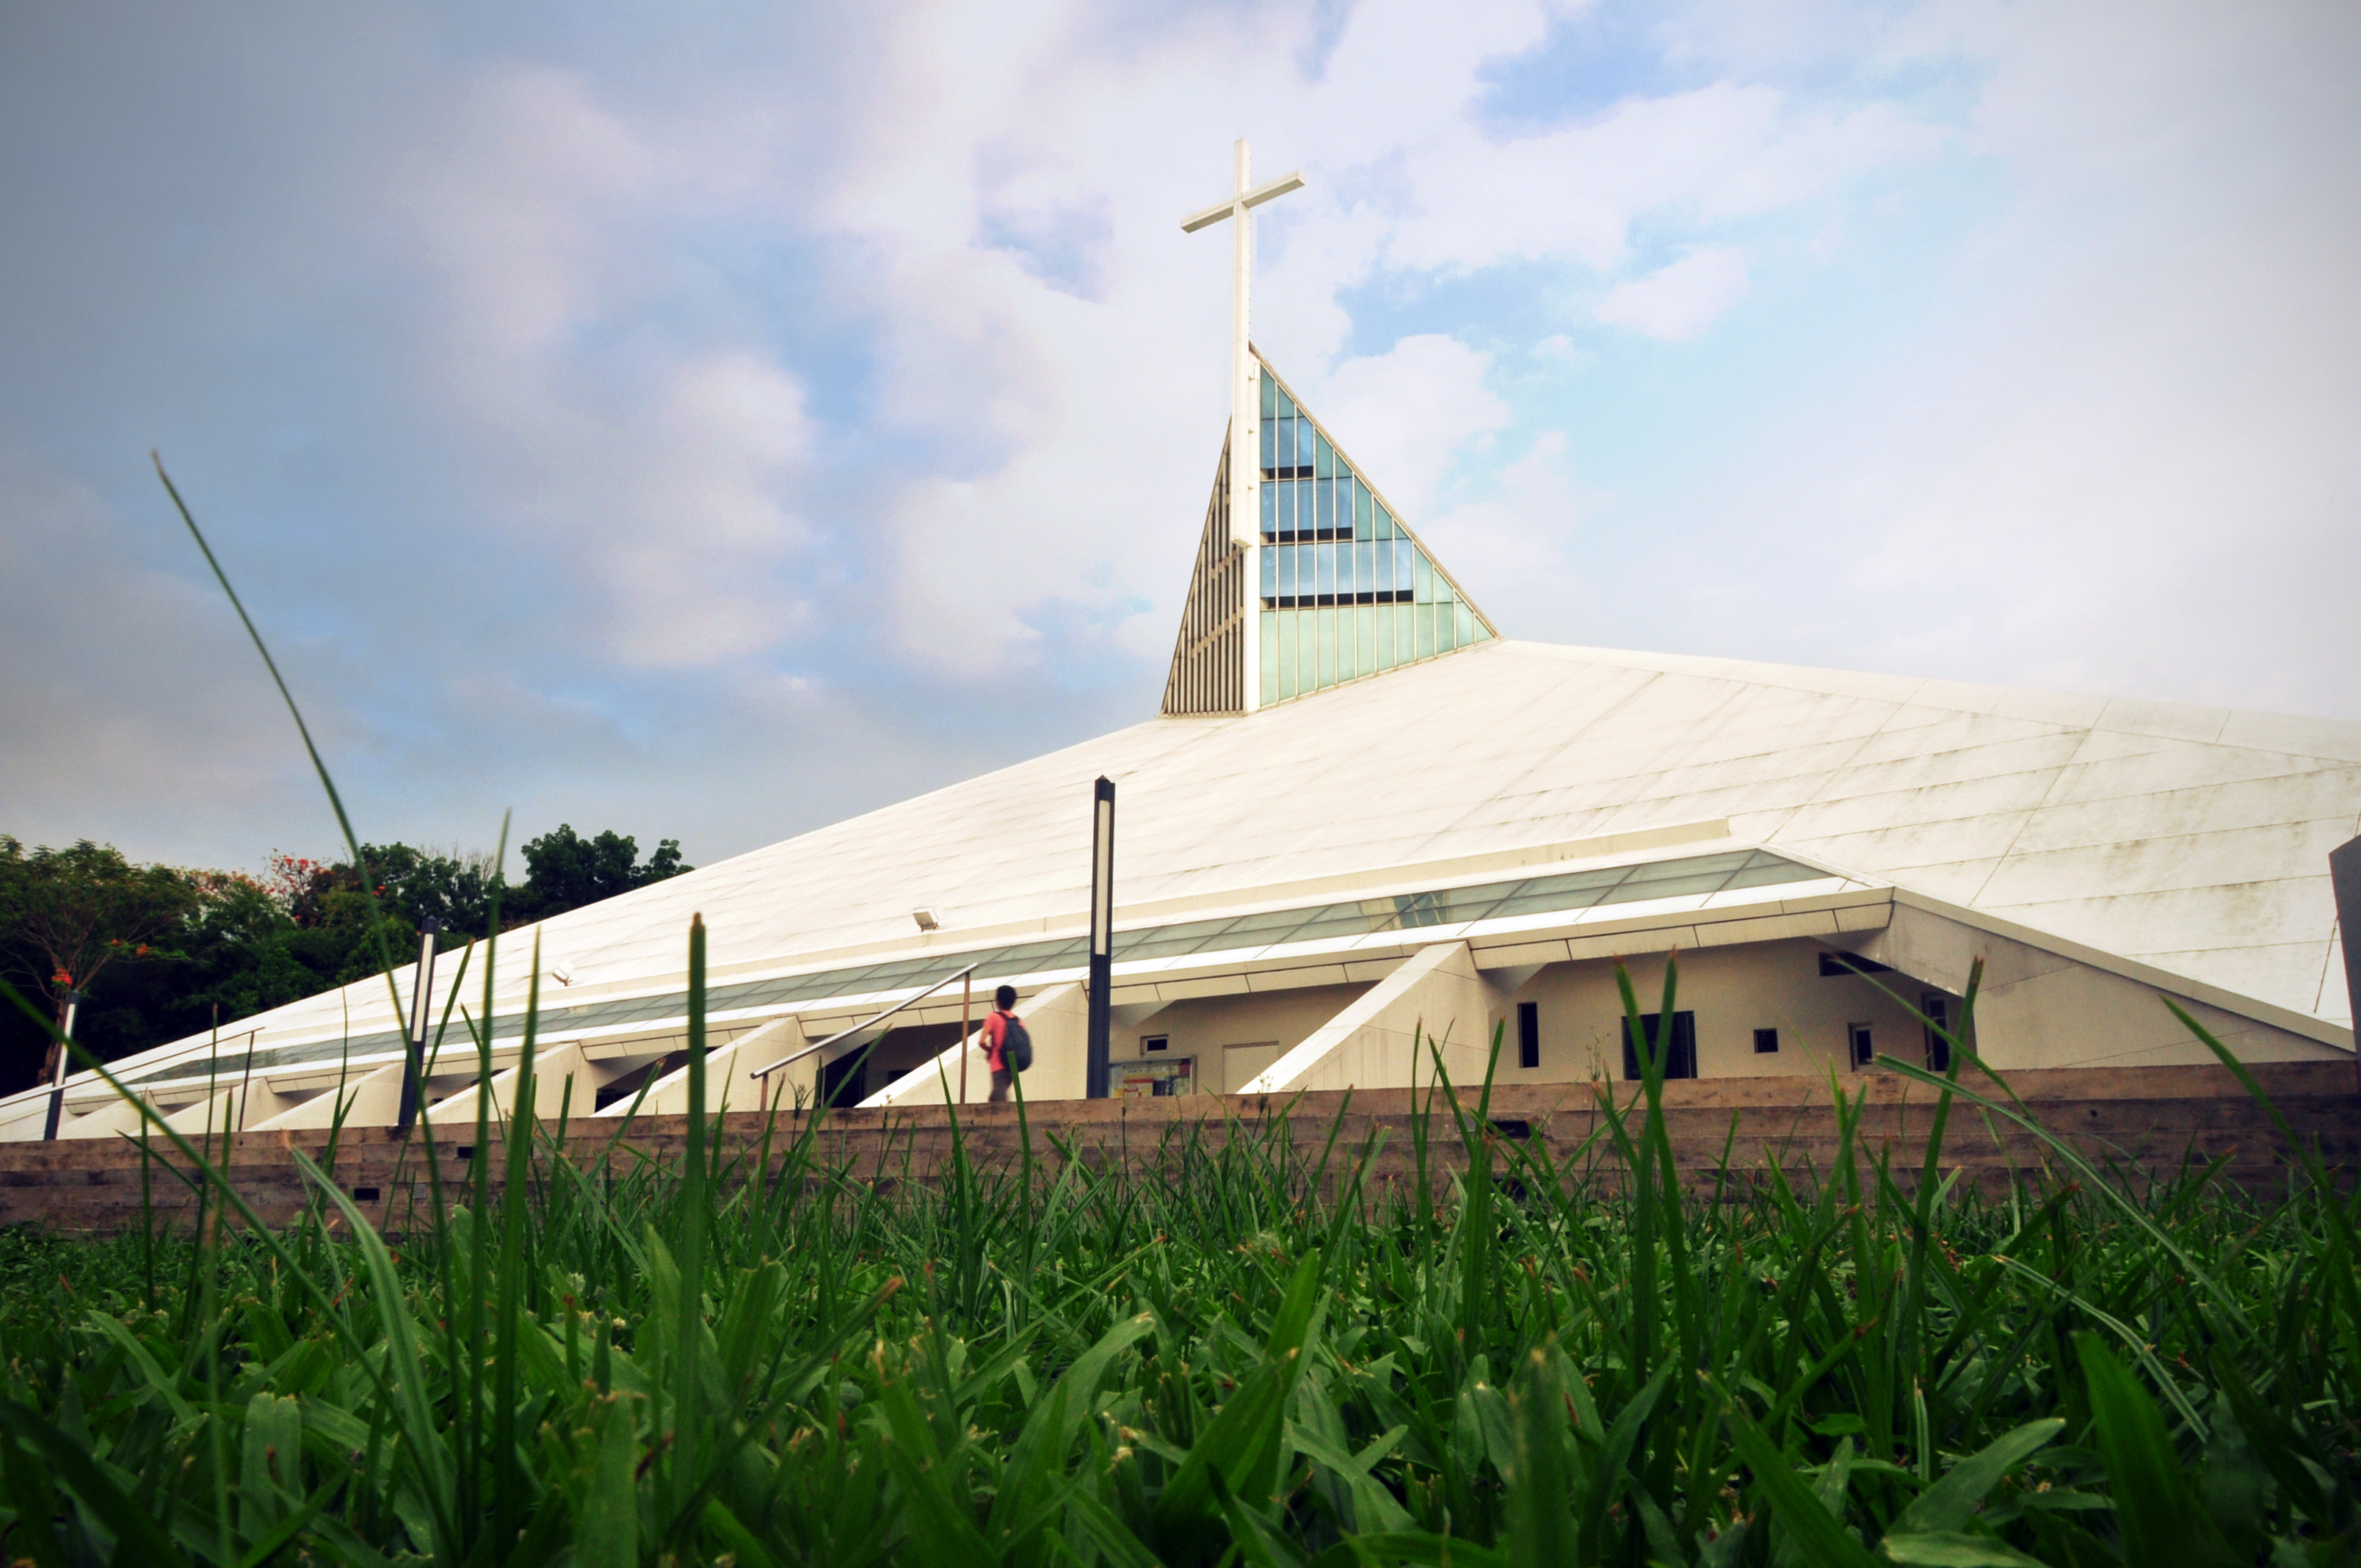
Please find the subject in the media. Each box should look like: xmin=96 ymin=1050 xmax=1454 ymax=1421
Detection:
xmin=1117 ymin=1056 xmax=1196 ymax=1098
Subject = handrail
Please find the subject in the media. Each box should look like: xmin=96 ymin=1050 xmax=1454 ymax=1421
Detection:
xmin=747 ymin=962 xmax=982 ymax=1080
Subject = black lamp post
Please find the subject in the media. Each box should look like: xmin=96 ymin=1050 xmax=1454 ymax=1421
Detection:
xmin=396 ymin=920 xmax=443 ymax=1135
xmin=2332 ymin=835 xmax=2361 ymax=1094
xmin=1087 ymin=776 xmax=1114 ymax=1099
xmin=40 ymin=989 xmax=83 ymax=1141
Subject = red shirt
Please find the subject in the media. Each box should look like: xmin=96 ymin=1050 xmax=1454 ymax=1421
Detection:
xmin=982 ymin=1009 xmax=1018 ymax=1071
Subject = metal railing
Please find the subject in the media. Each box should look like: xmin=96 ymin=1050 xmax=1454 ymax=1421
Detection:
xmin=747 ymin=962 xmax=982 ymax=1081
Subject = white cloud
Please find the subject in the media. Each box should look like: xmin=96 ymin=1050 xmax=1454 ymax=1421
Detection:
xmin=1294 ymin=335 xmax=1513 ymax=518
xmin=10 ymin=0 xmax=2358 ymax=881
xmin=1595 ymin=247 xmax=1751 ymax=340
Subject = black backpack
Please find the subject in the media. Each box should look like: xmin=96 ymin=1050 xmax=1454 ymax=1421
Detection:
xmin=1001 ymin=1015 xmax=1033 ymax=1073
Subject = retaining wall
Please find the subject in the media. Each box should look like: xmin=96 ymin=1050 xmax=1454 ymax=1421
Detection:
xmin=0 ymin=1061 xmax=2352 ymax=1235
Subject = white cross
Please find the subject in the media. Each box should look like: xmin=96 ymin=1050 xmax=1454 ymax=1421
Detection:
xmin=1183 ymin=139 xmax=1303 ymax=708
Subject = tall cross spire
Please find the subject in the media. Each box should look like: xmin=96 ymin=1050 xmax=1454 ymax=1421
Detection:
xmin=1183 ymin=139 xmax=1302 ymax=711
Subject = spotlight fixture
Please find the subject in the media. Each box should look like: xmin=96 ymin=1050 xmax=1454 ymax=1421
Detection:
xmin=912 ymin=906 xmax=941 ymax=932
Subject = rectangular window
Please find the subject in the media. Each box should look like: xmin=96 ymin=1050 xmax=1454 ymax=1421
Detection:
xmin=1144 ymin=1034 xmax=1169 ymax=1053
xmin=1316 ymin=476 xmax=1333 ymax=534
xmin=1261 ymin=545 xmax=1277 ymax=601
xmin=1819 ymin=952 xmax=1893 ymax=978
xmin=1377 ymin=603 xmax=1398 ymax=669
xmin=1753 ymin=1027 xmax=1780 ymax=1054
xmin=1921 ymin=993 xmax=1952 ymax=1072
xmin=1261 ymin=417 xmax=1276 ymax=472
xmin=1261 ymin=481 xmax=1276 ymax=537
xmin=1354 ymin=540 xmax=1374 ymax=600
xmin=1396 ymin=544 xmax=1415 ymax=595
xmin=1316 ymin=432 xmax=1334 ymax=479
xmin=1277 ymin=609 xmax=1298 ymax=697
xmin=1413 ymin=551 xmax=1433 ymax=603
xmin=1298 ymin=420 xmax=1317 ymax=468
xmin=1317 ymin=605 xmax=1338 ymax=688
xmin=1849 ymin=1022 xmax=1874 ymax=1067
xmin=1374 ymin=502 xmax=1393 ymax=538
xmin=1277 ymin=545 xmax=1296 ymax=600
xmin=1261 ymin=372 xmax=1276 ymax=418
xmin=1355 ymin=603 xmax=1376 ymax=677
xmin=1315 ymin=542 xmax=1335 ymax=598
xmin=1620 ymin=1011 xmax=1697 ymax=1081
xmin=1261 ymin=611 xmax=1280 ymax=705
xmin=1355 ymin=482 xmax=1373 ymax=534
xmin=1517 ymin=1001 xmax=1539 ymax=1069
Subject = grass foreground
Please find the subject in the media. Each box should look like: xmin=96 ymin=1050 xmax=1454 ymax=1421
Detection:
xmin=0 ymin=946 xmax=2354 ymax=1568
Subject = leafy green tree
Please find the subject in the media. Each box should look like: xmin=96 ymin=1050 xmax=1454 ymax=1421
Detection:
xmin=0 ymin=837 xmax=199 ymax=1089
xmin=511 ymin=825 xmax=691 ymax=921
xmin=0 ymin=825 xmax=692 ymax=1087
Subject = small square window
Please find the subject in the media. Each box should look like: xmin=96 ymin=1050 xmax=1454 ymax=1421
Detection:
xmin=1143 ymin=1035 xmax=1168 ymax=1053
xmin=1753 ymin=1027 xmax=1779 ymax=1054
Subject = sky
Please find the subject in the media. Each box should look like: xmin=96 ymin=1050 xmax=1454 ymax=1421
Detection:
xmin=3 ymin=0 xmax=2357 ymax=876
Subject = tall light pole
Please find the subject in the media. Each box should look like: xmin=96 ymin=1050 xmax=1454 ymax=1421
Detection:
xmin=396 ymin=920 xmax=443 ymax=1135
xmin=40 ymin=989 xmax=83 ymax=1141
xmin=1087 ymin=777 xmax=1114 ymax=1098
xmin=2333 ymin=835 xmax=2361 ymax=1094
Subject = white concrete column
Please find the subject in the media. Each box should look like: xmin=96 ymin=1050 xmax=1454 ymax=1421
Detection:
xmin=614 ymin=1015 xmax=810 ymax=1117
xmin=253 ymin=1060 xmax=407 ymax=1131
xmin=425 ymin=1040 xmax=604 ymax=1127
xmin=1240 ymin=941 xmax=1498 ymax=1094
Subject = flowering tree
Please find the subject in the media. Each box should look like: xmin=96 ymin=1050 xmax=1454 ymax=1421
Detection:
xmin=0 ymin=837 xmax=198 ymax=1086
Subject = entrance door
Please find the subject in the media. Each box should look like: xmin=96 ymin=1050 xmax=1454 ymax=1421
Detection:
xmin=1921 ymin=993 xmax=1953 ymax=1072
xmin=821 ymin=1050 xmax=868 ymax=1108
xmin=1224 ymin=1042 xmax=1283 ymax=1093
xmin=1620 ymin=1012 xmax=1698 ymax=1081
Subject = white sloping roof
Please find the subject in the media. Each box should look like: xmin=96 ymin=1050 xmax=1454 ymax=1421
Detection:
xmin=90 ymin=639 xmax=2361 ymax=1074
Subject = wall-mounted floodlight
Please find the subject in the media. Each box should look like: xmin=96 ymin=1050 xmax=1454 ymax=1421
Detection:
xmin=912 ymin=907 xmax=941 ymax=932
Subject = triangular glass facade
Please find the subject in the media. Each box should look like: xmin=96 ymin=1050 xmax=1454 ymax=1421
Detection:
xmin=1251 ymin=355 xmax=1495 ymax=707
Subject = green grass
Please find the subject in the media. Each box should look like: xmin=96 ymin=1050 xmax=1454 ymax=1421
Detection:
xmin=0 ymin=953 xmax=2354 ymax=1567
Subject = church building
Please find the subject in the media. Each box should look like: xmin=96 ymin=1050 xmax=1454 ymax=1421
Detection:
xmin=9 ymin=146 xmax=2354 ymax=1141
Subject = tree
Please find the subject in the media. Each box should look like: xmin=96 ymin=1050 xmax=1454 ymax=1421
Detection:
xmin=0 ymin=824 xmax=694 ymax=1090
xmin=512 ymin=825 xmax=692 ymax=921
xmin=0 ymin=838 xmax=199 ymax=1089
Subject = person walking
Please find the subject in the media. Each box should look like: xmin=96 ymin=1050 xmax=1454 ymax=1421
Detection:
xmin=979 ymin=984 xmax=1028 ymax=1103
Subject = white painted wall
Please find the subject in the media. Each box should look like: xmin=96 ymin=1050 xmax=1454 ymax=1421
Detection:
xmin=1106 ymin=981 xmax=1374 ymax=1093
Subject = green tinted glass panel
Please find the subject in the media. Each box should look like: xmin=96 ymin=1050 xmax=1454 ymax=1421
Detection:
xmin=1248 ymin=358 xmax=1491 ymax=701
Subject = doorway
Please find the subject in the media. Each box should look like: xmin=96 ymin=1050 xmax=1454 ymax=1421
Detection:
xmin=1224 ymin=1042 xmax=1283 ymax=1092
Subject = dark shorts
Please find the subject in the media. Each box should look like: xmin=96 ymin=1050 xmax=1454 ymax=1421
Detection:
xmin=989 ymin=1067 xmax=1014 ymax=1102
